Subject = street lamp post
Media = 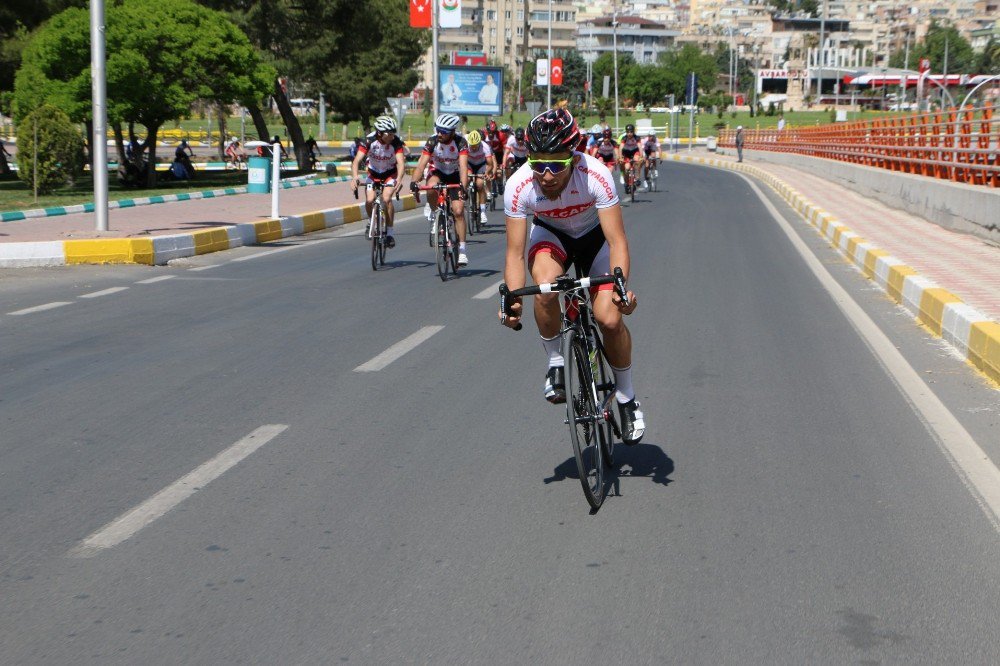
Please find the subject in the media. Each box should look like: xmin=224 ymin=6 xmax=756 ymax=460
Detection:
xmin=547 ymin=0 xmax=552 ymax=109
xmin=612 ymin=0 xmax=620 ymax=132
xmin=89 ymin=0 xmax=108 ymax=232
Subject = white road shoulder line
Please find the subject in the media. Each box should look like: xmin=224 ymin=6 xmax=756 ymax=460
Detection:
xmin=190 ymin=264 xmax=219 ymax=272
xmin=354 ymin=326 xmax=445 ymax=372
xmin=742 ymin=173 xmax=1000 ymax=532
xmin=8 ymin=302 xmax=72 ymax=316
xmin=136 ymin=275 xmax=177 ymax=285
xmin=67 ymin=424 xmax=289 ymax=558
xmin=473 ymin=280 xmax=504 ymax=300
xmin=79 ymin=287 xmax=129 ymax=299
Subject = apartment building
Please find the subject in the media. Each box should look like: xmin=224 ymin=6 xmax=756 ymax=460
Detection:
xmin=577 ymin=15 xmax=680 ymax=63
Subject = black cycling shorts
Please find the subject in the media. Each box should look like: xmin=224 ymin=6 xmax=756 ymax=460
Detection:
xmin=430 ymin=169 xmax=461 ymax=185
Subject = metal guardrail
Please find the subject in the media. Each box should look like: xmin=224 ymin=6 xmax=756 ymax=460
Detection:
xmin=718 ymin=104 xmax=1000 ymax=188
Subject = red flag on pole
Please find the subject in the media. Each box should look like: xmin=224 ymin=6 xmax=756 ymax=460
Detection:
xmin=551 ymin=59 xmax=563 ymax=86
xmin=410 ymin=0 xmax=432 ymax=28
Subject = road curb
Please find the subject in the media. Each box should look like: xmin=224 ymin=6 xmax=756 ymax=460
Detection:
xmin=670 ymin=153 xmax=1000 ymax=387
xmin=0 ymin=175 xmax=354 ymax=223
xmin=0 ymin=193 xmax=419 ymax=269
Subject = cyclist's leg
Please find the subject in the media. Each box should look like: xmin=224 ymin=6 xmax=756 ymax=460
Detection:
xmin=382 ymin=175 xmax=397 ymax=228
xmin=426 ymin=172 xmax=442 ymax=212
xmin=527 ymin=228 xmax=568 ymax=340
xmin=364 ymin=184 xmax=376 ymax=220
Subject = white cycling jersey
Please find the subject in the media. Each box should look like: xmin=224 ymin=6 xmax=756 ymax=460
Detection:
xmin=504 ymin=152 xmax=619 ymax=239
xmin=358 ymin=135 xmax=405 ymax=173
xmin=505 ymin=136 xmax=529 ymax=159
xmin=467 ymin=141 xmax=493 ymax=164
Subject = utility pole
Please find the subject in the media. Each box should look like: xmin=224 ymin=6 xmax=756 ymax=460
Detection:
xmin=432 ymin=0 xmax=439 ymax=119
xmin=612 ymin=0 xmax=620 ymax=132
xmin=547 ymin=0 xmax=552 ymax=108
xmin=89 ymin=0 xmax=108 ymax=231
xmin=816 ymin=0 xmax=827 ymax=104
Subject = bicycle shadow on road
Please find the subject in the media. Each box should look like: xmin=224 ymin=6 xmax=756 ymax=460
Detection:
xmin=380 ymin=259 xmax=435 ymax=271
xmin=543 ymin=441 xmax=673 ymax=491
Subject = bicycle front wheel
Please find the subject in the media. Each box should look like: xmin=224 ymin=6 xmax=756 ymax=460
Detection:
xmin=564 ymin=329 xmax=607 ymax=510
xmin=434 ymin=213 xmax=448 ymax=281
xmin=370 ymin=206 xmax=380 ymax=271
xmin=447 ymin=215 xmax=459 ymax=273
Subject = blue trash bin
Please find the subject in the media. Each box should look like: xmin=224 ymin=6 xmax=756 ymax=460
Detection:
xmin=247 ymin=156 xmax=271 ymax=193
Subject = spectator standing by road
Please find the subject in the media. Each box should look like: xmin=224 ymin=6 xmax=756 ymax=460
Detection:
xmin=735 ymin=125 xmax=745 ymax=162
xmin=776 ymin=115 xmax=785 ymax=132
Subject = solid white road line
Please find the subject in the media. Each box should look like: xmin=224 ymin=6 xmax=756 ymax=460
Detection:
xmin=135 ymin=275 xmax=177 ymax=285
xmin=67 ymin=424 xmax=289 ymax=558
xmin=190 ymin=264 xmax=219 ymax=272
xmin=473 ymin=280 xmax=504 ymax=300
xmin=743 ymin=174 xmax=1000 ymax=532
xmin=8 ymin=302 xmax=72 ymax=316
xmin=354 ymin=326 xmax=445 ymax=372
xmin=79 ymin=287 xmax=129 ymax=299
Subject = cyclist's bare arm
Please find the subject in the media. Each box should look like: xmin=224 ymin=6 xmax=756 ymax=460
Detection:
xmin=500 ymin=215 xmax=529 ymax=326
xmin=411 ymin=153 xmax=430 ymax=184
xmin=393 ymin=151 xmax=406 ymax=194
xmin=350 ymin=151 xmax=365 ymax=190
xmin=459 ymin=153 xmax=470 ymax=191
xmin=596 ymin=205 xmax=637 ymax=312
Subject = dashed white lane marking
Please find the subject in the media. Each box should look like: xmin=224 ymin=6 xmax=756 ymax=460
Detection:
xmin=79 ymin=287 xmax=129 ymax=299
xmin=8 ymin=302 xmax=72 ymax=316
xmin=354 ymin=326 xmax=445 ymax=372
xmin=135 ymin=275 xmax=176 ymax=285
xmin=190 ymin=264 xmax=219 ymax=272
xmin=743 ymin=173 xmax=1000 ymax=533
xmin=67 ymin=424 xmax=289 ymax=558
xmin=473 ymin=280 xmax=504 ymax=300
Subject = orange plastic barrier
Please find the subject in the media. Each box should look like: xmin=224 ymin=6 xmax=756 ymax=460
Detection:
xmin=720 ymin=105 xmax=1000 ymax=188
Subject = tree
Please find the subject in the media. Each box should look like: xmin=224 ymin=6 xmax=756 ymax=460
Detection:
xmin=16 ymin=104 xmax=85 ymax=194
xmin=622 ymin=64 xmax=672 ymax=106
xmin=306 ymin=0 xmax=429 ymax=133
xmin=890 ymin=22 xmax=975 ymax=74
xmin=0 ymin=0 xmax=86 ymax=95
xmin=553 ymin=50 xmax=587 ymax=104
xmin=658 ymin=44 xmax=718 ymax=102
xmin=14 ymin=0 xmax=273 ymax=186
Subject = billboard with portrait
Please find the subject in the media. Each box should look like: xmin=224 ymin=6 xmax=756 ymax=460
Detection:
xmin=438 ymin=65 xmax=503 ymax=116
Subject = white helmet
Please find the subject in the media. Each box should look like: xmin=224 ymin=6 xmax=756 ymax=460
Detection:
xmin=590 ymin=124 xmax=603 ymax=135
xmin=647 ymin=128 xmax=657 ymax=136
xmin=737 ymin=125 xmax=743 ymax=130
xmin=434 ymin=113 xmax=460 ymax=132
xmin=374 ymin=115 xmax=397 ymax=133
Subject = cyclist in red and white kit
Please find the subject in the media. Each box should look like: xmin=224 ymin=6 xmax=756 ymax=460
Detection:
xmin=350 ymin=115 xmax=405 ymax=247
xmin=410 ymin=113 xmax=471 ymax=266
xmin=503 ymin=128 xmax=529 ymax=180
xmin=500 ymin=109 xmax=645 ymax=444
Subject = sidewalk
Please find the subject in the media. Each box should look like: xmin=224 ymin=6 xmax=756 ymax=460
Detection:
xmin=669 ymin=148 xmax=1000 ymax=385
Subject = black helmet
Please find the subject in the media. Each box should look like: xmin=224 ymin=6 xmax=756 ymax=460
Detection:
xmin=526 ymin=109 xmax=580 ymax=154
xmin=514 ymin=127 xmax=525 ymax=141
xmin=625 ymin=124 xmax=635 ymax=133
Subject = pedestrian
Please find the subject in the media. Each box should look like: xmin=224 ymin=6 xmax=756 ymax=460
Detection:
xmin=776 ymin=114 xmax=785 ymax=132
xmin=0 ymin=138 xmax=12 ymax=175
xmin=735 ymin=125 xmax=745 ymax=162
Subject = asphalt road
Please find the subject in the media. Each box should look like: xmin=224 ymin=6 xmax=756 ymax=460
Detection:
xmin=1 ymin=163 xmax=999 ymax=663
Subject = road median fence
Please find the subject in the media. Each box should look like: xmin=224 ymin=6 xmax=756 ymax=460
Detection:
xmin=719 ymin=104 xmax=1000 ymax=189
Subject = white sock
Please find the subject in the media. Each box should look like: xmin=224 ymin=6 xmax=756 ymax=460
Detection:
xmin=480 ymin=204 xmax=486 ymax=213
xmin=611 ymin=364 xmax=635 ymax=404
xmin=542 ymin=335 xmax=563 ymax=368
xmin=459 ymin=242 xmax=466 ymax=252
xmin=387 ymin=227 xmax=394 ymax=237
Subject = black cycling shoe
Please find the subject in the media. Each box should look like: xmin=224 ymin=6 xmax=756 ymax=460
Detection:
xmin=618 ymin=399 xmax=646 ymax=445
xmin=544 ymin=366 xmax=566 ymax=404
xmin=385 ymin=235 xmax=396 ymax=248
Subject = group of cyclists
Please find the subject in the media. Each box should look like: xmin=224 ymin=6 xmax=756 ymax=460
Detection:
xmin=585 ymin=123 xmax=661 ymax=193
xmin=347 ymin=108 xmax=646 ymax=445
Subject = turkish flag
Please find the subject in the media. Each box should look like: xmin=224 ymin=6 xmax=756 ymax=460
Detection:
xmin=410 ymin=0 xmax=432 ymax=28
xmin=551 ymin=58 xmax=563 ymax=86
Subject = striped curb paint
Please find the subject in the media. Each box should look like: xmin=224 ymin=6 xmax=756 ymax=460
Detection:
xmin=0 ymin=194 xmax=419 ymax=269
xmin=1 ymin=176 xmax=354 ymax=223
xmin=669 ymin=153 xmax=1000 ymax=386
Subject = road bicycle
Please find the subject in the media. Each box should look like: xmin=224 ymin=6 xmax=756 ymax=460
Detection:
xmin=466 ymin=173 xmax=490 ymax=235
xmin=645 ymin=156 xmax=658 ymax=192
xmin=622 ymin=160 xmax=638 ymax=203
xmin=500 ymin=267 xmax=630 ymax=510
xmin=354 ymin=180 xmax=393 ymax=271
xmin=417 ymin=183 xmax=462 ymax=281
xmin=489 ymin=171 xmax=503 ymax=211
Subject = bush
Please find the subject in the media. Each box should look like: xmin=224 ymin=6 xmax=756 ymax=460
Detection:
xmin=766 ymin=102 xmax=776 ymax=116
xmin=16 ymin=105 xmax=85 ymax=194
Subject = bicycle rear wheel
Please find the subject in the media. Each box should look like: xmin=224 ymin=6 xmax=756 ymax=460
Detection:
xmin=465 ymin=191 xmax=476 ymax=237
xmin=377 ymin=209 xmax=387 ymax=266
xmin=564 ymin=329 xmax=607 ymax=510
xmin=447 ymin=214 xmax=459 ymax=273
xmin=589 ymin=327 xmax=616 ymax=467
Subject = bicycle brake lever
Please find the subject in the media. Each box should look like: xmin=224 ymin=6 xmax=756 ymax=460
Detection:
xmin=499 ymin=284 xmax=522 ymax=331
xmin=613 ymin=267 xmax=630 ymax=308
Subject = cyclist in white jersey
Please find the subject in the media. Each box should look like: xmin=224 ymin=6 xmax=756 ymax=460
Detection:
xmin=641 ymin=129 xmax=660 ymax=189
xmin=465 ymin=130 xmax=496 ymax=225
xmin=410 ymin=113 xmax=471 ymax=266
xmin=500 ymin=108 xmax=645 ymax=444
xmin=503 ymin=128 xmax=529 ymax=180
xmin=351 ymin=116 xmax=405 ymax=247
